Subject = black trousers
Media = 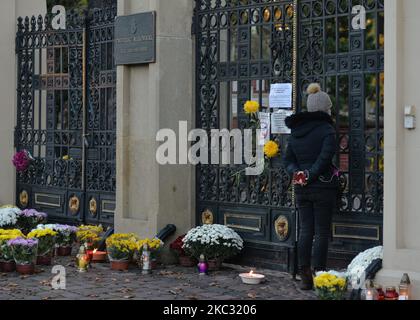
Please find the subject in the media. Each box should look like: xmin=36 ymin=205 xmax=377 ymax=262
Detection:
xmin=296 ymin=188 xmax=337 ymax=270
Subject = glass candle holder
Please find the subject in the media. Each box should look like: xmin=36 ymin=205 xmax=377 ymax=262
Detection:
xmin=385 ymin=286 xmax=399 ymax=300
xmin=398 ymin=284 xmax=409 ymax=300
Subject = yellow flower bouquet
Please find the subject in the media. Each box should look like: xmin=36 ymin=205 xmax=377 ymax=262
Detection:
xmin=106 ymin=233 xmax=139 ymax=261
xmin=314 ymin=271 xmax=348 ymax=300
xmin=231 ymin=101 xmax=281 ymax=184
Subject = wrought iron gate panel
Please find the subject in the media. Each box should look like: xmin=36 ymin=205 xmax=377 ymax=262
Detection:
xmin=15 ymin=2 xmax=117 ymax=226
xmin=195 ymin=0 xmax=297 ymax=271
xmin=194 ymin=0 xmax=384 ymax=268
xmin=297 ymin=0 xmax=384 ymax=260
xmin=85 ymin=4 xmax=117 ymax=225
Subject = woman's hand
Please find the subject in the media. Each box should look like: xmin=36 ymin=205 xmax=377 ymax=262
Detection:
xmin=293 ymin=171 xmax=308 ymax=186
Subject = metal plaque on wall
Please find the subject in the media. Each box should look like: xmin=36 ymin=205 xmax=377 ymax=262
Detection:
xmin=114 ymin=11 xmax=156 ymax=65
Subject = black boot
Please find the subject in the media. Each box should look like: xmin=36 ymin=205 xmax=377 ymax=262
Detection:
xmin=299 ymin=267 xmax=313 ymax=291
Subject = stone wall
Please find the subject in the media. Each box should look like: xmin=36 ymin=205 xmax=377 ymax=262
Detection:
xmin=377 ymin=0 xmax=420 ymax=299
xmin=115 ymin=0 xmax=195 ymax=241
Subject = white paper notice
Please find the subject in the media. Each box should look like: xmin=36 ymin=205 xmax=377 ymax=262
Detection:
xmin=258 ymin=112 xmax=271 ymax=145
xmin=271 ymin=110 xmax=293 ymax=134
xmin=269 ymin=83 xmax=293 ymax=109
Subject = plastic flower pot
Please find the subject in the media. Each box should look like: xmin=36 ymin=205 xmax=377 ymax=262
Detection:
xmin=36 ymin=254 xmax=52 ymax=266
xmin=207 ymin=258 xmax=223 ymax=271
xmin=179 ymin=255 xmax=197 ymax=267
xmin=57 ymin=246 xmax=72 ymax=256
xmin=110 ymin=260 xmax=130 ymax=271
xmin=16 ymin=263 xmax=35 ymax=275
xmin=0 ymin=261 xmax=16 ymax=272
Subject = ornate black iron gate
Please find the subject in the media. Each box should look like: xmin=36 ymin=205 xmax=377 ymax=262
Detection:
xmin=15 ymin=2 xmax=117 ymax=226
xmin=194 ymin=0 xmax=384 ymax=270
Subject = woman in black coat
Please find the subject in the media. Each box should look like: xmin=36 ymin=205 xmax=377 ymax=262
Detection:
xmin=283 ymin=83 xmax=339 ymax=290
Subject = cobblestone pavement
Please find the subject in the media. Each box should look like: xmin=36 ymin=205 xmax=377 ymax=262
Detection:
xmin=0 ymin=256 xmax=317 ymax=300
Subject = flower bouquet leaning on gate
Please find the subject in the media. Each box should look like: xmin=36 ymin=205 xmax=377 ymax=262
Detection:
xmin=12 ymin=149 xmax=33 ymax=173
xmin=27 ymin=228 xmax=57 ymax=265
xmin=231 ymin=100 xmax=281 ymax=184
xmin=346 ymin=246 xmax=383 ymax=289
xmin=183 ymin=224 xmax=244 ymax=270
xmin=0 ymin=229 xmax=24 ymax=272
xmin=8 ymin=237 xmax=38 ymax=275
xmin=106 ymin=233 xmax=139 ymax=271
xmin=314 ymin=271 xmax=348 ymax=300
xmin=17 ymin=209 xmax=47 ymax=234
xmin=0 ymin=206 xmax=21 ymax=229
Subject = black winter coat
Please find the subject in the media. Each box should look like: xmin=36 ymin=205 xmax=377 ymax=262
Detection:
xmin=283 ymin=111 xmax=339 ymax=192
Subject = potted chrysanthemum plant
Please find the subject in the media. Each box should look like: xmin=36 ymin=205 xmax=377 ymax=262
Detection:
xmin=38 ymin=224 xmax=78 ymax=256
xmin=17 ymin=209 xmax=47 ymax=234
xmin=27 ymin=228 xmax=57 ymax=265
xmin=314 ymin=271 xmax=348 ymax=300
xmin=137 ymin=237 xmax=164 ymax=269
xmin=0 ymin=229 xmax=24 ymax=272
xmin=0 ymin=206 xmax=21 ymax=229
xmin=106 ymin=233 xmax=139 ymax=271
xmin=8 ymin=237 xmax=38 ymax=275
xmin=183 ymin=224 xmax=244 ymax=271
xmin=170 ymin=234 xmax=197 ymax=267
xmin=76 ymin=225 xmax=104 ymax=250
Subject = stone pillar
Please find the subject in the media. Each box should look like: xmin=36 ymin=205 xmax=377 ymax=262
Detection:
xmin=0 ymin=0 xmax=46 ymax=206
xmin=377 ymin=0 xmax=420 ymax=299
xmin=115 ymin=0 xmax=195 ymax=240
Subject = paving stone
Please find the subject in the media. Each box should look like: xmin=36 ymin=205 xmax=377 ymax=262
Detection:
xmin=0 ymin=256 xmax=317 ymax=300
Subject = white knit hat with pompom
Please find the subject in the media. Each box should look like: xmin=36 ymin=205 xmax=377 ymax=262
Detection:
xmin=306 ymin=83 xmax=332 ymax=115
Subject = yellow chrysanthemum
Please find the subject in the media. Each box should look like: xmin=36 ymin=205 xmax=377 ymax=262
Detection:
xmin=106 ymin=233 xmax=139 ymax=254
xmin=0 ymin=229 xmax=24 ymax=242
xmin=314 ymin=273 xmax=347 ymax=290
xmin=78 ymin=225 xmax=104 ymax=234
xmin=76 ymin=225 xmax=103 ymax=243
xmin=264 ymin=140 xmax=279 ymax=158
xmin=244 ymin=100 xmax=260 ymax=114
xmin=76 ymin=230 xmax=101 ymax=243
xmin=137 ymin=238 xmax=163 ymax=252
xmin=27 ymin=228 xmax=57 ymax=239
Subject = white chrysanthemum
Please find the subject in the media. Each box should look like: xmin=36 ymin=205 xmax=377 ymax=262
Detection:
xmin=182 ymin=224 xmax=244 ymax=258
xmin=346 ymin=246 xmax=383 ymax=286
xmin=0 ymin=207 xmax=21 ymax=227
